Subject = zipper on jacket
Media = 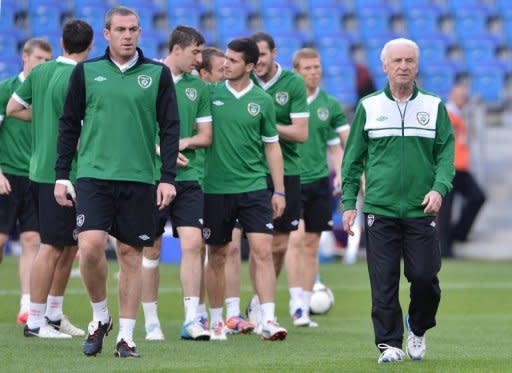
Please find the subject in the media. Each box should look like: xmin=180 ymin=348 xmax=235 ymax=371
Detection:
xmin=395 ymin=100 xmax=408 ymax=218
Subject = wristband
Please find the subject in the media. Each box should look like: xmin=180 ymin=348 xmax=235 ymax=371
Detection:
xmin=273 ymin=191 xmax=286 ymax=197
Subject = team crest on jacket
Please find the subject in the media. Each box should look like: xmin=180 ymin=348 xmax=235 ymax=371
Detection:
xmin=185 ymin=88 xmax=197 ymax=101
xmin=275 ymin=91 xmax=289 ymax=105
xmin=248 ymin=103 xmax=260 ymax=116
xmin=416 ymin=112 xmax=430 ymax=126
xmin=317 ymin=107 xmax=329 ymax=121
xmin=367 ymin=214 xmax=375 ymax=227
xmin=137 ymin=75 xmax=152 ymax=89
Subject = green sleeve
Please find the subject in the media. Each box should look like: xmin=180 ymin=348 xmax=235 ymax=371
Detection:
xmin=341 ymin=102 xmax=367 ymax=210
xmin=328 ymin=95 xmax=347 ymax=132
xmin=289 ymin=75 xmax=308 ymax=116
xmin=432 ymin=102 xmax=455 ymax=197
xmin=261 ymin=95 xmax=278 ymax=139
xmin=197 ymin=82 xmax=211 ymax=120
xmin=0 ymin=79 xmax=8 ymax=120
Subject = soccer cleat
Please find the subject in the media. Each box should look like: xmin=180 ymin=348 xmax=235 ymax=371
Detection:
xmin=261 ymin=320 xmax=287 ymax=341
xmin=308 ymin=319 xmax=319 ymax=328
xmin=114 ymin=339 xmax=140 ymax=358
xmin=145 ymin=323 xmax=165 ymax=341
xmin=46 ymin=315 xmax=85 ymax=336
xmin=83 ymin=317 xmax=113 ymax=356
xmin=291 ymin=308 xmax=311 ymax=327
xmin=198 ymin=316 xmax=209 ymax=330
xmin=16 ymin=311 xmax=29 ymax=325
xmin=181 ymin=319 xmax=210 ymax=341
xmin=246 ymin=295 xmax=261 ymax=326
xmin=24 ymin=323 xmax=72 ymax=338
xmin=225 ymin=315 xmax=255 ymax=334
xmin=209 ymin=320 xmax=227 ymax=341
xmin=406 ymin=315 xmax=426 ymax=360
xmin=377 ymin=344 xmax=405 ymax=364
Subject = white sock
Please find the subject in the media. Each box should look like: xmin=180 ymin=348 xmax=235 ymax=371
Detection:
xmin=142 ymin=301 xmax=160 ymax=327
xmin=91 ymin=299 xmax=109 ymax=324
xmin=184 ymin=296 xmax=199 ymax=323
xmin=45 ymin=295 xmax=64 ymax=321
xmin=27 ymin=302 xmax=46 ymax=329
xmin=302 ymin=291 xmax=313 ymax=315
xmin=225 ymin=297 xmax=240 ymax=319
xmin=20 ymin=293 xmax=30 ymax=313
xmin=289 ymin=287 xmax=303 ymax=314
xmin=196 ymin=303 xmax=208 ymax=320
xmin=117 ymin=318 xmax=136 ymax=344
xmin=261 ymin=302 xmax=275 ymax=324
xmin=209 ymin=307 xmax=224 ymax=327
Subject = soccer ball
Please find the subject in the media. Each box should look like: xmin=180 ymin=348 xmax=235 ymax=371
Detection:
xmin=310 ymin=283 xmax=335 ymax=315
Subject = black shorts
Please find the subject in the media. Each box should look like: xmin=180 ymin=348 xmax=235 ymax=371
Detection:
xmin=32 ymin=182 xmax=76 ymax=246
xmin=267 ymin=174 xmax=301 ymax=232
xmin=300 ymin=177 xmax=333 ymax=232
xmin=76 ymin=178 xmax=157 ymax=247
xmin=203 ymin=189 xmax=273 ymax=245
xmin=0 ymin=174 xmax=38 ymax=234
xmin=156 ymin=181 xmax=203 ymax=237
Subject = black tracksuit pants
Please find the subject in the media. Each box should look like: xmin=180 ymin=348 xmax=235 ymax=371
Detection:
xmin=364 ymin=214 xmax=441 ymax=350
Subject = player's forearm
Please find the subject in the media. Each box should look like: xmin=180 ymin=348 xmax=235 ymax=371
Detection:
xmin=6 ymin=98 xmax=31 ymax=122
xmin=329 ymin=143 xmax=343 ymax=180
xmin=181 ymin=123 xmax=212 ymax=150
xmin=264 ymin=142 xmax=285 ymax=193
xmin=276 ymin=118 xmax=308 ymax=143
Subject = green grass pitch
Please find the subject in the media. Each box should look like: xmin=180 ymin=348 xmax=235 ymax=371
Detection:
xmin=0 ymin=256 xmax=511 ymax=372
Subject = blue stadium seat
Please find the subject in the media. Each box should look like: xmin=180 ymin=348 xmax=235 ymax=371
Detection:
xmin=0 ymin=7 xmax=17 ymax=31
xmin=310 ymin=6 xmax=347 ymax=37
xmin=322 ymin=64 xmax=357 ymax=107
xmin=420 ymin=62 xmax=458 ymax=100
xmin=262 ymin=7 xmax=297 ymax=33
xmin=0 ymin=34 xmax=19 ymax=59
xmin=139 ymin=29 xmax=167 ymax=59
xmin=0 ymin=58 xmax=21 ymax=81
xmin=469 ymin=63 xmax=506 ymax=103
xmin=461 ymin=34 xmax=500 ymax=68
xmin=217 ymin=29 xmax=252 ymax=49
xmin=168 ymin=3 xmax=204 ymax=28
xmin=215 ymin=5 xmax=249 ymax=35
xmin=404 ymin=5 xmax=441 ymax=36
xmin=453 ymin=7 xmax=489 ymax=38
xmin=356 ymin=5 xmax=393 ymax=38
xmin=416 ymin=35 xmax=449 ymax=63
xmin=89 ymin=35 xmax=108 ymax=58
xmin=273 ymin=33 xmax=305 ymax=69
xmin=75 ymin=5 xmax=110 ymax=30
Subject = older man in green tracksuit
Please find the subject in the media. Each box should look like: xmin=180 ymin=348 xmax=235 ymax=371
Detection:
xmin=341 ymin=38 xmax=454 ymax=364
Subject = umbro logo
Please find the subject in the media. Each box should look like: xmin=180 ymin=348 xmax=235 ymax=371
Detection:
xmin=213 ymin=100 xmax=224 ymax=106
xmin=376 ymin=116 xmax=388 ymax=122
xmin=94 ymin=76 xmax=107 ymax=82
xmin=266 ymin=223 xmax=274 ymax=229
xmin=138 ymin=234 xmax=151 ymax=241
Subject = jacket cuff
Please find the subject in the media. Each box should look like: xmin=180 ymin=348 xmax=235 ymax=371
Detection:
xmin=432 ymin=182 xmax=449 ymax=198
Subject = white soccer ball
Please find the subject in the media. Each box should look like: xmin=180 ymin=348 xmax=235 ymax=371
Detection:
xmin=310 ymin=283 xmax=335 ymax=315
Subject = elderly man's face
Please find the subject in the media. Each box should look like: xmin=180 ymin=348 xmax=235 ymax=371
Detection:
xmin=382 ymin=44 xmax=418 ymax=88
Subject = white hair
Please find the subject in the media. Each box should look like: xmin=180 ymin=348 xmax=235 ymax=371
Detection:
xmin=380 ymin=38 xmax=420 ymax=63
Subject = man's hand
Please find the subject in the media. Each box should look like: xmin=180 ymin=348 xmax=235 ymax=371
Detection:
xmin=156 ymin=182 xmax=176 ymax=210
xmin=177 ymin=152 xmax=189 ymax=168
xmin=422 ymin=190 xmax=443 ymax=213
xmin=0 ymin=172 xmax=11 ymax=195
xmin=54 ymin=179 xmax=76 ymax=207
xmin=271 ymin=192 xmax=286 ymax=219
xmin=343 ymin=209 xmax=357 ymax=236
xmin=179 ymin=138 xmax=189 ymax=151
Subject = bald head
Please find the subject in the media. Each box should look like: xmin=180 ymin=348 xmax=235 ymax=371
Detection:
xmin=449 ymin=84 xmax=468 ymax=110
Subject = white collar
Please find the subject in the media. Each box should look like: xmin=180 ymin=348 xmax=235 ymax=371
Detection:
xmin=307 ymin=87 xmax=320 ymax=104
xmin=18 ymin=72 xmax=26 ymax=82
xmin=225 ymin=80 xmax=254 ymax=99
xmin=172 ymin=73 xmax=183 ymax=83
xmin=254 ymin=63 xmax=282 ymax=90
xmin=111 ymin=51 xmax=139 ymax=72
xmin=56 ymin=56 xmax=77 ymax=65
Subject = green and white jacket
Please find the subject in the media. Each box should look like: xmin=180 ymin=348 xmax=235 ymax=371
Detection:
xmin=342 ymin=83 xmax=455 ymax=218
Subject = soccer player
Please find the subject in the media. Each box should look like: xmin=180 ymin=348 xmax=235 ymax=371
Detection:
xmin=247 ymin=31 xmax=309 ymax=328
xmin=55 ymin=7 xmax=179 ymax=358
xmin=198 ymin=46 xmax=255 ymax=334
xmin=141 ymin=25 xmax=211 ymax=341
xmin=285 ymin=48 xmax=349 ymax=327
xmin=203 ymin=37 xmax=287 ymax=341
xmin=0 ymin=38 xmax=51 ymax=325
xmin=7 ymin=22 xmax=94 ymax=339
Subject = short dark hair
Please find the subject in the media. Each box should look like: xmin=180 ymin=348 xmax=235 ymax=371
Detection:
xmin=250 ymin=31 xmax=275 ymax=50
xmin=104 ymin=6 xmax=139 ymax=30
xmin=62 ymin=19 xmax=93 ymax=54
xmin=168 ymin=25 xmax=205 ymax=52
xmin=199 ymin=47 xmax=225 ymax=72
xmin=22 ymin=38 xmax=52 ymax=55
xmin=227 ymin=38 xmax=259 ymax=65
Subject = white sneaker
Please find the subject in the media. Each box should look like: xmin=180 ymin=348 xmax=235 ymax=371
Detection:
xmin=254 ymin=322 xmax=263 ymax=335
xmin=246 ymin=295 xmax=261 ymax=326
xmin=291 ymin=308 xmax=311 ymax=327
xmin=308 ymin=319 xmax=319 ymax=328
xmin=210 ymin=321 xmax=227 ymax=341
xmin=181 ymin=319 xmax=210 ymax=340
xmin=24 ymin=323 xmax=72 ymax=338
xmin=261 ymin=320 xmax=287 ymax=341
xmin=145 ymin=322 xmax=165 ymax=341
xmin=377 ymin=344 xmax=404 ymax=364
xmin=47 ymin=315 xmax=85 ymax=336
xmin=406 ymin=316 xmax=426 ymax=360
